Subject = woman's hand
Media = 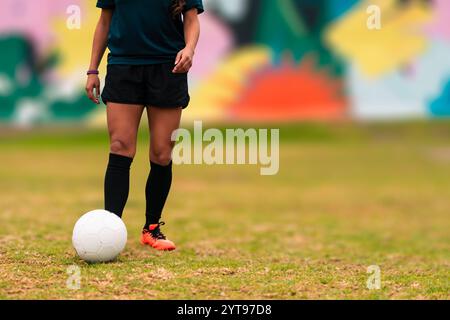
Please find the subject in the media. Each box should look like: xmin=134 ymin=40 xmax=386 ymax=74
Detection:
xmin=173 ymin=47 xmax=195 ymax=73
xmin=85 ymin=74 xmax=101 ymax=104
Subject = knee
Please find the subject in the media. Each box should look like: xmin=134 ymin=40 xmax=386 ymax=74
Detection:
xmin=110 ymin=138 xmax=136 ymax=158
xmin=150 ymin=146 xmax=172 ymax=166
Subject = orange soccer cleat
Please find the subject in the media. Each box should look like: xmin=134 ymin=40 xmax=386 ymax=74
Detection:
xmin=140 ymin=222 xmax=176 ymax=251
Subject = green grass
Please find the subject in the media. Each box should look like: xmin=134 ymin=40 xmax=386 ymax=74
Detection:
xmin=0 ymin=121 xmax=449 ymax=299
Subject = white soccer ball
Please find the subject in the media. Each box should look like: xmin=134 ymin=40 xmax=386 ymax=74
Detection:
xmin=72 ymin=209 xmax=127 ymax=263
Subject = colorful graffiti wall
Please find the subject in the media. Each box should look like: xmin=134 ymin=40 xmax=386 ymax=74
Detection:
xmin=0 ymin=0 xmax=449 ymax=126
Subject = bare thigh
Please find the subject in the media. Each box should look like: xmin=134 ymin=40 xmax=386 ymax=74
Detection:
xmin=147 ymin=106 xmax=182 ymax=165
xmin=107 ymin=103 xmax=145 ymax=158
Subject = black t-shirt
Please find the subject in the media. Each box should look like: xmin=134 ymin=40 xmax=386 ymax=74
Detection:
xmin=96 ymin=0 xmax=204 ymax=65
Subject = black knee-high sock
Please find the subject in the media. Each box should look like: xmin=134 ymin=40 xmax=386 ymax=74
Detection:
xmin=104 ymin=153 xmax=133 ymax=218
xmin=144 ymin=161 xmax=173 ymax=229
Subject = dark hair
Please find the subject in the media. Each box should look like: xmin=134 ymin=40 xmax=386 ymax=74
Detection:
xmin=172 ymin=0 xmax=186 ymax=17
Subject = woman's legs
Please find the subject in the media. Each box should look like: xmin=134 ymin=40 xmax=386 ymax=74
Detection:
xmin=104 ymin=103 xmax=145 ymax=217
xmin=144 ymin=106 xmax=182 ymax=229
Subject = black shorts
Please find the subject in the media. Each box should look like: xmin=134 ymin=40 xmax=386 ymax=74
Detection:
xmin=101 ymin=64 xmax=190 ymax=109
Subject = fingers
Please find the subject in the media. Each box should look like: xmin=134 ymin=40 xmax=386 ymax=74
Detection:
xmin=173 ymin=55 xmax=192 ymax=73
xmin=85 ymin=85 xmax=94 ymax=103
xmin=94 ymin=83 xmax=101 ymax=103
xmin=173 ymin=49 xmax=194 ymax=73
xmin=85 ymin=79 xmax=100 ymax=104
xmin=173 ymin=51 xmax=183 ymax=73
xmin=174 ymin=51 xmax=183 ymax=67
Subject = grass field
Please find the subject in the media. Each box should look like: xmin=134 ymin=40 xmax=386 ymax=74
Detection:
xmin=0 ymin=122 xmax=449 ymax=300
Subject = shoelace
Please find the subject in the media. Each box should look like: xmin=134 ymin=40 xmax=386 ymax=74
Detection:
xmin=145 ymin=221 xmax=167 ymax=240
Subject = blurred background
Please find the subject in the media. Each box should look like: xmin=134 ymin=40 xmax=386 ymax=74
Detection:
xmin=0 ymin=0 xmax=449 ymax=126
xmin=0 ymin=0 xmax=449 ymax=299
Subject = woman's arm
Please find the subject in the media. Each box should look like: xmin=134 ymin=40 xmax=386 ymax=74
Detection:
xmin=173 ymin=8 xmax=200 ymax=73
xmin=86 ymin=9 xmax=113 ymax=104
